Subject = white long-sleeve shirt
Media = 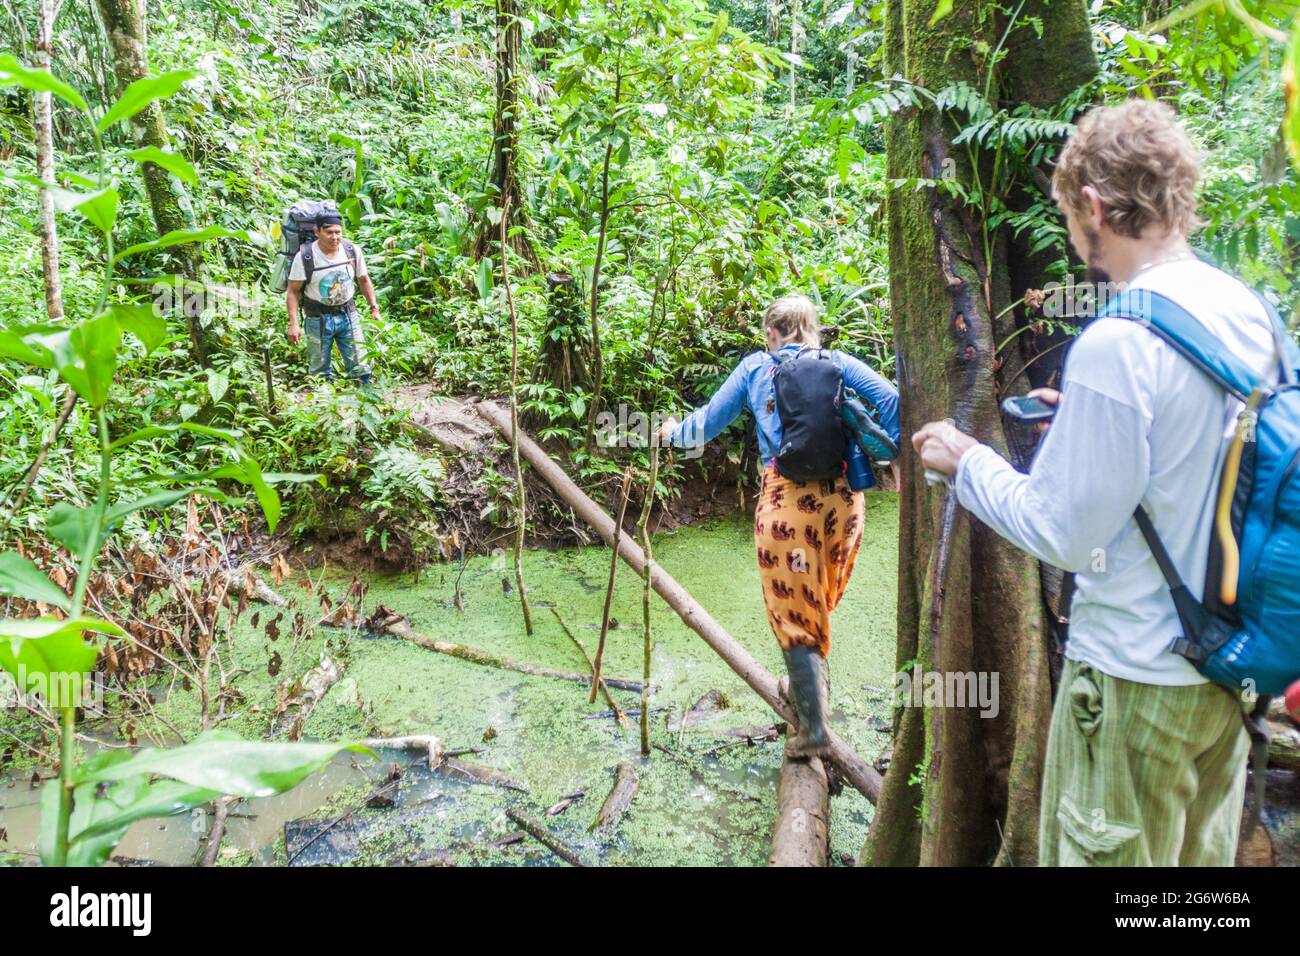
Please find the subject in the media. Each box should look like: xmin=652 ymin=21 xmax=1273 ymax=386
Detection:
xmin=955 ymin=258 xmax=1278 ymax=685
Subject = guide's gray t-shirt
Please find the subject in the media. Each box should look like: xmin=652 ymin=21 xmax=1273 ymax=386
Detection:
xmin=288 ymin=240 xmax=368 ymax=310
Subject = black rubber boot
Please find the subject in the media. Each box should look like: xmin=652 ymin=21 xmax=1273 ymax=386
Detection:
xmin=782 ymin=644 xmax=829 ymax=759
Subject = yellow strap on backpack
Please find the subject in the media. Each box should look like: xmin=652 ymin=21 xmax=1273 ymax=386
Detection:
xmin=1215 ymin=387 xmax=1267 ymax=606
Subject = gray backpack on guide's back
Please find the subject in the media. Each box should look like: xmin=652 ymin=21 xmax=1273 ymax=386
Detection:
xmin=269 ymin=199 xmax=339 ymax=294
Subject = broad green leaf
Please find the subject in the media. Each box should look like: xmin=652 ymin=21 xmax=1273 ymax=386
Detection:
xmin=0 ymin=615 xmax=118 ymax=705
xmin=37 ymin=780 xmax=60 ymax=866
xmin=929 ymin=0 xmax=954 ymax=26
xmin=49 ymin=486 xmax=225 ymax=556
xmin=78 ymin=728 xmax=372 ymax=797
xmin=125 ymin=146 xmax=197 ymax=186
xmin=0 ymin=614 xmax=121 ymax=641
xmin=213 ymin=456 xmax=281 ymax=533
xmin=262 ymin=472 xmax=326 ymax=487
xmin=97 ymin=69 xmax=198 ymax=133
xmin=0 ymin=54 xmax=87 ymax=110
xmin=59 ymin=313 xmax=121 ymax=407
xmin=103 ymin=303 xmax=167 ymax=356
xmin=104 ymin=486 xmax=227 ymax=525
xmin=46 ymin=503 xmax=96 ymax=558
xmin=70 ymin=187 xmax=120 ymax=234
xmin=113 ymin=225 xmax=251 ymax=262
xmin=0 ymin=552 xmax=70 ymax=610
xmin=707 ymin=10 xmax=728 ymax=43
xmin=65 ymin=777 xmax=219 ymax=866
xmin=207 ymin=367 xmax=230 ymax=404
xmin=0 ymin=327 xmax=57 ymax=368
xmin=476 ymin=257 xmax=494 ymax=300
xmin=20 ymin=382 xmax=54 ymax=414
xmin=110 ymin=421 xmax=243 ymax=451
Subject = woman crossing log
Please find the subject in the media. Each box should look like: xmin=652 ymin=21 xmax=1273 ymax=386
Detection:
xmin=657 ymin=295 xmax=900 ymax=759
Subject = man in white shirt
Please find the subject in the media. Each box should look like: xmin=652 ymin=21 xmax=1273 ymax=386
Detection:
xmin=914 ymin=101 xmax=1275 ymax=865
xmin=286 ymin=212 xmax=380 ymax=383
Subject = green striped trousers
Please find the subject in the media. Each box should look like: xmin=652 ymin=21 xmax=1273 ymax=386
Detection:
xmin=1039 ymin=658 xmax=1249 ymax=866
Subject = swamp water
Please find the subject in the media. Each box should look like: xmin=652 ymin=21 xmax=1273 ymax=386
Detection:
xmin=1 ymin=495 xmax=899 ymax=865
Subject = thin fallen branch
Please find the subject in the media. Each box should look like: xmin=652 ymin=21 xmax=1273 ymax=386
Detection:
xmin=550 ymin=606 xmax=627 ymax=728
xmin=366 ymin=606 xmax=644 ymax=692
xmin=475 ymin=399 xmax=881 ymax=803
xmin=590 ymin=760 xmax=639 ymax=835
xmin=637 ymin=448 xmax=660 ymax=755
xmin=547 ymin=789 xmax=585 ymax=816
xmin=287 ymin=776 xmax=402 ymax=866
xmin=590 ymin=467 xmax=633 ymax=703
xmin=500 ymin=194 xmax=533 ymax=635
xmin=5 ymin=390 xmax=76 ymax=522
xmin=652 ymin=743 xmax=762 ymax=804
xmin=442 ymin=756 xmax=529 ymax=793
xmin=768 ymin=754 xmax=830 ymax=868
xmin=507 ymin=809 xmax=587 ymax=867
xmin=199 ymin=796 xmax=232 ymax=867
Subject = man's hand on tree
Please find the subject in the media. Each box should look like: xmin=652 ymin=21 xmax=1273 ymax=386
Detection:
xmin=912 ymin=419 xmax=977 ymax=478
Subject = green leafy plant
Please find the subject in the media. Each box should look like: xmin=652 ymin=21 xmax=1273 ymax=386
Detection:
xmin=0 ymin=56 xmax=367 ymax=867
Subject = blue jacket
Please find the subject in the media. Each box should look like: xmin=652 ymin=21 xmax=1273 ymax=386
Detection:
xmin=668 ymin=345 xmax=901 ymax=481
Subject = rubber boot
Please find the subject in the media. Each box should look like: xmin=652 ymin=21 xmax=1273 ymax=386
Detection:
xmin=782 ymin=644 xmax=830 ymax=759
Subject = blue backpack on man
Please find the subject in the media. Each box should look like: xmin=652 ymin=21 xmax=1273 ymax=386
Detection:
xmin=1101 ymin=289 xmax=1300 ymax=700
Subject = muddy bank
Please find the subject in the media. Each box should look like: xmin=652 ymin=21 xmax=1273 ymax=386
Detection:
xmin=293 ymin=389 xmax=860 ymax=573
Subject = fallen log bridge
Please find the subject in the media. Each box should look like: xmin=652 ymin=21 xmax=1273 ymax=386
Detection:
xmin=474 ymin=399 xmax=882 ymax=804
xmin=768 ymin=754 xmax=830 ymax=867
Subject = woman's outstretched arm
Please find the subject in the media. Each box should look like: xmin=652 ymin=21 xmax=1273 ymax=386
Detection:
xmin=665 ymin=356 xmax=753 ymax=449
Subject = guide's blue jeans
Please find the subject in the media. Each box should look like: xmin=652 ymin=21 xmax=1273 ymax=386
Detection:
xmin=305 ymin=309 xmax=370 ymax=383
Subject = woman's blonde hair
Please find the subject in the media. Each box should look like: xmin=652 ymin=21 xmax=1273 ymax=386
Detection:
xmin=764 ymin=294 xmax=821 ymax=349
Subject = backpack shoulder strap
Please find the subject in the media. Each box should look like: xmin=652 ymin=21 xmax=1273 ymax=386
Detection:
xmin=1247 ymin=289 xmax=1299 ymax=387
xmin=343 ymin=240 xmax=357 ymax=270
xmin=1100 ymin=289 xmax=1261 ymax=402
xmin=299 ymin=241 xmax=315 ymax=285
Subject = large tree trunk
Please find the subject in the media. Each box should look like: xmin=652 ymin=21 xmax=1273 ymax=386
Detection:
xmin=95 ymin=0 xmax=207 ymax=364
xmin=473 ymin=0 xmax=538 ymax=267
xmin=33 ymin=0 xmax=63 ymax=323
xmin=862 ymin=0 xmax=1096 ymax=868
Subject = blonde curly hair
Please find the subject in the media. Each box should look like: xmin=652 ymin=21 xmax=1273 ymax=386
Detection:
xmin=1052 ymin=100 xmax=1201 ymax=239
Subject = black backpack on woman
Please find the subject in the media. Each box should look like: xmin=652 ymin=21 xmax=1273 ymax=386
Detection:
xmin=771 ymin=348 xmax=847 ymax=482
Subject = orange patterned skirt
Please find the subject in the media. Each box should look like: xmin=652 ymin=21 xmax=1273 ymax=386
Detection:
xmin=754 ymin=463 xmax=864 ymax=657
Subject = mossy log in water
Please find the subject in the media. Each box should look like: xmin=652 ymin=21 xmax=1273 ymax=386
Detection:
xmin=590 ymin=760 xmax=639 ymax=834
xmin=769 ymin=755 xmax=830 ymax=868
